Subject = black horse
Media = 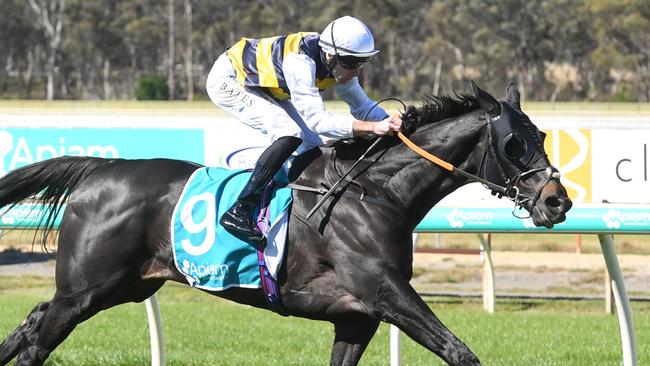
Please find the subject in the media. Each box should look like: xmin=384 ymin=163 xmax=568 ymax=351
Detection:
xmin=0 ymin=83 xmax=571 ymax=365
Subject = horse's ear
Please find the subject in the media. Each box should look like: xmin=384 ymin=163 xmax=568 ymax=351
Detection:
xmin=506 ymin=82 xmax=521 ymax=109
xmin=471 ymin=80 xmax=500 ymax=117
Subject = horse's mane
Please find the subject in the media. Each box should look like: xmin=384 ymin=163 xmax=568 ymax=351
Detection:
xmin=323 ymin=93 xmax=481 ymax=152
xmin=401 ymin=93 xmax=480 ymax=135
xmin=292 ymin=93 xmax=482 ymax=179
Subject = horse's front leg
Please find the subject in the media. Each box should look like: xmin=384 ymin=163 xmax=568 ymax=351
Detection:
xmin=281 ymin=272 xmax=381 ymax=365
xmin=330 ymin=315 xmax=379 ymax=366
xmin=374 ymin=270 xmax=481 ymax=366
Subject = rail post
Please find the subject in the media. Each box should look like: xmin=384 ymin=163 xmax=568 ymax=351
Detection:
xmin=144 ymin=294 xmax=164 ymax=366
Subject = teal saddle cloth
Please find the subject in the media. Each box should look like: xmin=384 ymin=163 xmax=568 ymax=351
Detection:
xmin=171 ymin=167 xmax=292 ymax=291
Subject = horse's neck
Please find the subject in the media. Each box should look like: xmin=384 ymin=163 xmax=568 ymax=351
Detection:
xmin=374 ymin=112 xmax=488 ymax=225
xmin=293 ymin=112 xmax=487 ymax=227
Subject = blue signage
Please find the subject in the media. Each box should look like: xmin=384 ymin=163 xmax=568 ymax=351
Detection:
xmin=0 ymin=128 xmax=204 ymax=176
xmin=415 ymin=206 xmax=650 ymax=233
xmin=0 ymin=203 xmax=63 ymax=229
xmin=3 ymin=203 xmax=649 ymax=234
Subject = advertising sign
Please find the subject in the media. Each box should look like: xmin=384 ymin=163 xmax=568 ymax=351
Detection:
xmin=544 ymin=128 xmax=650 ymax=203
xmin=0 ymin=128 xmax=204 ymax=178
xmin=544 ymin=128 xmax=592 ymax=202
xmin=416 ymin=206 xmax=650 ymax=233
xmin=591 ymin=130 xmax=648 ymax=203
xmin=1 ymin=112 xmax=648 ymax=204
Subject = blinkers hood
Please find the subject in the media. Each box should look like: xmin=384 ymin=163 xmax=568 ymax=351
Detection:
xmin=482 ymin=101 xmax=547 ymax=187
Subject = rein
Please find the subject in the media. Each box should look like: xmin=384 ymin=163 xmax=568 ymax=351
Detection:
xmin=397 ymin=112 xmax=560 ymax=215
xmin=305 ymin=97 xmax=409 ymax=219
xmin=302 ymin=97 xmax=560 ymax=220
xmin=396 ymin=130 xmax=511 ymax=197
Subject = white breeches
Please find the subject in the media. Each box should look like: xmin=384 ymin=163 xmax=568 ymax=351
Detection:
xmin=206 ymin=53 xmax=324 ymax=153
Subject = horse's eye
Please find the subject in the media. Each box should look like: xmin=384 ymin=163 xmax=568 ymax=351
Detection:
xmin=504 ymin=133 xmax=527 ymax=159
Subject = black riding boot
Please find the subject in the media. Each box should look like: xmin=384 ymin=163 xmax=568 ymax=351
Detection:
xmin=220 ymin=136 xmax=302 ymax=241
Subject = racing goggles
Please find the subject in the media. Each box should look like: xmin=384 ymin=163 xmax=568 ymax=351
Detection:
xmin=337 ymin=55 xmax=371 ymax=70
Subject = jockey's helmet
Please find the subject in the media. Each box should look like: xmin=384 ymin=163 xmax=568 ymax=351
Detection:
xmin=319 ymin=16 xmax=379 ymax=59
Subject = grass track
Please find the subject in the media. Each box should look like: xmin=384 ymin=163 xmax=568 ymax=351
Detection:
xmin=1 ymin=279 xmax=649 ymax=365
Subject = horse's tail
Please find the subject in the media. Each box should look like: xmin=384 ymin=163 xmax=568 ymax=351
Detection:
xmin=0 ymin=156 xmax=112 ymax=246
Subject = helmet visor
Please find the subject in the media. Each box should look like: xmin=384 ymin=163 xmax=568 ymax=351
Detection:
xmin=338 ymin=55 xmax=371 ymax=70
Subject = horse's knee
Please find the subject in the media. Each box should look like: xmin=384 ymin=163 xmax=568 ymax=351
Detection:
xmin=12 ymin=299 xmax=78 ymax=366
xmin=10 ymin=301 xmax=50 ymax=341
xmin=24 ymin=302 xmax=50 ymax=327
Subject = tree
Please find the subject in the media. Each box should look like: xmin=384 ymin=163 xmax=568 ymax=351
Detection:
xmin=184 ymin=0 xmax=193 ymax=100
xmin=64 ymin=0 xmax=131 ymax=99
xmin=0 ymin=1 xmax=42 ymax=98
xmin=28 ymin=0 xmax=66 ymax=100
xmin=544 ymin=62 xmax=580 ymax=102
xmin=168 ymin=0 xmax=175 ymax=100
xmin=0 ymin=0 xmax=647 ymax=101
xmin=587 ymin=0 xmax=650 ymax=101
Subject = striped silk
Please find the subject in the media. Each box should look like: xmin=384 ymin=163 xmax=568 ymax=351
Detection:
xmin=226 ymin=32 xmax=336 ymax=100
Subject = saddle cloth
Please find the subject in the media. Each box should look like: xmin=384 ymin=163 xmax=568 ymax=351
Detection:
xmin=171 ymin=167 xmax=292 ymax=291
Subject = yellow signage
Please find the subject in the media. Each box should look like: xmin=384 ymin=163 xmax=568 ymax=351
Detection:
xmin=544 ymin=129 xmax=592 ymax=203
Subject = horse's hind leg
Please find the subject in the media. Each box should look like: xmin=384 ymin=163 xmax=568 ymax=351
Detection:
xmin=7 ymin=221 xmax=166 ymax=363
xmin=330 ymin=316 xmax=380 ymax=366
xmin=8 ymin=278 xmax=164 ymax=366
xmin=0 ymin=301 xmax=50 ymax=365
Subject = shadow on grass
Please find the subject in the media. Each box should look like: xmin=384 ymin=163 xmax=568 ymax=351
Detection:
xmin=0 ymin=249 xmax=57 ymax=265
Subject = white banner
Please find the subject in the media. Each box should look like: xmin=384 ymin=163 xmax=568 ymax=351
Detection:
xmin=591 ymin=130 xmax=649 ymax=203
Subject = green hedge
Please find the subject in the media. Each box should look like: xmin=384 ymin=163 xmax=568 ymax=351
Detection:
xmin=134 ymin=74 xmax=169 ymax=101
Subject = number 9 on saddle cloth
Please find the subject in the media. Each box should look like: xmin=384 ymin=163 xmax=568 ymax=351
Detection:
xmin=171 ymin=167 xmax=291 ymax=291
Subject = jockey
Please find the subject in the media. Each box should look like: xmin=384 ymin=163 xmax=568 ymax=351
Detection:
xmin=207 ymin=15 xmax=402 ymax=242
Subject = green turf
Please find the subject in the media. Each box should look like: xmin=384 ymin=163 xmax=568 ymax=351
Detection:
xmin=0 ymin=280 xmax=648 ymax=365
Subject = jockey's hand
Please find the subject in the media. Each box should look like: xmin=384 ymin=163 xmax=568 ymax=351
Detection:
xmin=372 ymin=114 xmax=403 ymax=136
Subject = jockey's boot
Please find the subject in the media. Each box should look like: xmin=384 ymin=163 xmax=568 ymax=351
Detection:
xmin=220 ymin=136 xmax=302 ymax=242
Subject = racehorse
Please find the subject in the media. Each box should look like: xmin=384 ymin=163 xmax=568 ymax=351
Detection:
xmin=0 ymin=82 xmax=571 ymax=365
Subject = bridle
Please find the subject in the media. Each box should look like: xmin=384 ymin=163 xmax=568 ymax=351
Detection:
xmin=480 ymin=113 xmax=560 ymax=215
xmin=396 ymin=105 xmax=561 ymax=217
xmin=301 ymin=98 xmax=561 ymax=219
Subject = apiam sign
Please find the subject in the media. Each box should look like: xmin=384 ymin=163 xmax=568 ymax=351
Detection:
xmin=417 ymin=206 xmax=650 ymax=233
xmin=0 ymin=128 xmax=205 ymax=177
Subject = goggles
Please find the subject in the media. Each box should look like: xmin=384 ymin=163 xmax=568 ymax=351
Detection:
xmin=337 ymin=55 xmax=371 ymax=70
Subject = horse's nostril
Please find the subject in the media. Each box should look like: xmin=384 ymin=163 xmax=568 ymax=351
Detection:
xmin=545 ymin=196 xmax=561 ymax=208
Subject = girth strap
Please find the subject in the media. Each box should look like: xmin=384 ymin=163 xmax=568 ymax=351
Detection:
xmin=256 ymin=182 xmax=288 ymax=316
xmin=288 ymin=183 xmax=406 ymax=219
